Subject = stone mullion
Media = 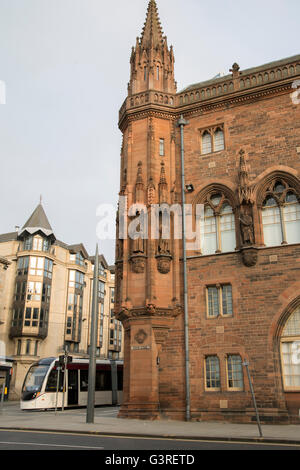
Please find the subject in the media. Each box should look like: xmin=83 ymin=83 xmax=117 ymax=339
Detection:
xmin=279 ymin=204 xmax=288 ymax=245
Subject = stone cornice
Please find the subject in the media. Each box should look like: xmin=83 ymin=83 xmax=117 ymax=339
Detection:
xmin=119 ymin=54 xmax=299 ymax=130
xmin=119 ymin=78 xmax=297 ymax=132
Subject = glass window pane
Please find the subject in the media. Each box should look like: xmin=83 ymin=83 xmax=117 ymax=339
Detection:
xmin=282 ymin=308 xmax=300 ymax=337
xmin=205 ymin=356 xmax=220 ymax=389
xmin=202 ymin=132 xmax=212 ymax=154
xmin=203 ymin=207 xmax=217 ymax=254
xmin=207 ymin=287 xmax=219 ymax=317
xmin=227 ymin=355 xmax=243 ymax=389
xmin=281 ymin=341 xmax=300 ymax=388
xmin=214 ymin=129 xmax=224 ymax=152
xmin=222 ymin=285 xmax=233 ymax=315
xmin=220 ymin=205 xmax=236 ymax=252
xmin=262 ymin=205 xmax=282 ymax=246
xmin=284 ymin=201 xmax=300 ymax=244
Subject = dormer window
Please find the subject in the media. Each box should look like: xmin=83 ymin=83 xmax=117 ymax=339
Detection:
xmin=24 ymin=236 xmax=33 ymax=251
xmin=70 ymin=252 xmax=85 ymax=267
xmin=23 ymin=235 xmax=50 ymax=252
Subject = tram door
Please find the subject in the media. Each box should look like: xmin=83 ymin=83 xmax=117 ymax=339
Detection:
xmin=67 ymin=369 xmax=78 ymax=406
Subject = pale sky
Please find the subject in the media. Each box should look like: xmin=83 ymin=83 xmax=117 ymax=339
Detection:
xmin=0 ymin=0 xmax=299 ymax=264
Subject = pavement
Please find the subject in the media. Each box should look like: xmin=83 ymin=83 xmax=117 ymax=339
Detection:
xmin=0 ymin=401 xmax=300 ymax=445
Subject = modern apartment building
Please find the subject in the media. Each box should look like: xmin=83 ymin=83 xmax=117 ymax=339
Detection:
xmin=0 ymin=202 xmax=122 ymax=400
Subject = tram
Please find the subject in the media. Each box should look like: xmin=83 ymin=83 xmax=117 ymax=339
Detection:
xmin=20 ymin=357 xmax=123 ymax=410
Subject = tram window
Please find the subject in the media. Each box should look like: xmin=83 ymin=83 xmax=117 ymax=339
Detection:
xmin=96 ymin=370 xmax=111 ymax=391
xmin=80 ymin=369 xmax=89 ymax=391
xmin=45 ymin=369 xmax=64 ymax=392
xmin=117 ymin=370 xmax=123 ymax=391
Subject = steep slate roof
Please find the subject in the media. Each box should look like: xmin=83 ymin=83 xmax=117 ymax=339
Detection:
xmin=0 ymin=232 xmax=18 ymax=243
xmin=67 ymin=243 xmax=89 ymax=260
xmin=0 ymin=204 xmax=111 ymax=266
xmin=89 ymin=253 xmax=109 ymax=269
xmin=19 ymin=203 xmax=54 ymax=238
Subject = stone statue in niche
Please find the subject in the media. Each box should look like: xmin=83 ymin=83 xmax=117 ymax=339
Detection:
xmin=156 ymin=211 xmax=172 ymax=274
xmin=157 ymin=210 xmax=171 ymax=256
xmin=239 ymin=207 xmax=255 ymax=246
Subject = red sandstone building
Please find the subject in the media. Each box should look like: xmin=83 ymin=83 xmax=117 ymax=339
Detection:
xmin=115 ymin=0 xmax=300 ymax=423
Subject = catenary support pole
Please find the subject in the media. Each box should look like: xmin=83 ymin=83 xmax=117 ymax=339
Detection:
xmin=86 ymin=244 xmax=99 ymax=423
xmin=178 ymin=114 xmax=191 ymax=421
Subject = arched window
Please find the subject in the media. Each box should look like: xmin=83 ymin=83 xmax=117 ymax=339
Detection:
xmin=214 ymin=128 xmax=224 ymax=152
xmin=262 ymin=179 xmax=300 ymax=246
xmin=201 ymin=127 xmax=225 ymax=155
xmin=202 ymin=131 xmax=212 ymax=155
xmin=280 ymin=306 xmax=300 ymax=390
xmin=202 ymin=193 xmax=236 ymax=255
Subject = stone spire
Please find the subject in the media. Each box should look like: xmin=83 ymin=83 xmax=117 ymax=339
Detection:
xmin=128 ymin=0 xmax=177 ymax=95
xmin=140 ymin=0 xmax=164 ymax=50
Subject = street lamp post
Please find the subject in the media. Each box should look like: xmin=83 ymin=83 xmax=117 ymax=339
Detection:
xmin=86 ymin=244 xmax=99 ymax=423
xmin=178 ymin=114 xmax=191 ymax=422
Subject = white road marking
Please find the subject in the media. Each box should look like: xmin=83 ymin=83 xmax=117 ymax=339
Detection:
xmin=0 ymin=441 xmax=104 ymax=449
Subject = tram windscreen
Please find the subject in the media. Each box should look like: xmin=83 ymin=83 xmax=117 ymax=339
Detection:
xmin=22 ymin=364 xmax=50 ymax=400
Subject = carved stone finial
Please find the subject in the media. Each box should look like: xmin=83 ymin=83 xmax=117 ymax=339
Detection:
xmin=159 ymin=162 xmax=168 ymax=203
xmin=135 ymin=161 xmax=145 ymax=203
xmin=230 ymin=62 xmax=240 ymax=78
xmin=238 ymin=149 xmax=253 ymax=205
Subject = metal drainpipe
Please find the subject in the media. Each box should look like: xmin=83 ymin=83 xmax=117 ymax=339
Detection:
xmin=177 ymin=114 xmax=190 ymax=421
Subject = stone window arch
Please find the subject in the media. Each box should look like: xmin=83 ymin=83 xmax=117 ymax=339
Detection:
xmin=200 ymin=127 xmax=224 ymax=155
xmin=280 ymin=306 xmax=300 ymax=391
xmin=261 ymin=178 xmax=300 ymax=246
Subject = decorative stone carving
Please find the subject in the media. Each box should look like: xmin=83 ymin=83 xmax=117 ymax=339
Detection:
xmin=238 ymin=149 xmax=253 ymax=205
xmin=130 ymin=254 xmax=146 ymax=273
xmin=147 ymin=177 xmax=156 ymax=205
xmin=238 ymin=149 xmax=255 ymax=248
xmin=134 ymin=329 xmax=147 ymax=344
xmin=241 ymin=247 xmax=258 ymax=267
xmin=230 ymin=62 xmax=240 ymax=78
xmin=239 ymin=206 xmax=255 ymax=246
xmin=115 ymin=260 xmax=123 ymax=280
xmin=158 ymin=162 xmax=168 ymax=204
xmin=156 ymin=254 xmax=172 ymax=274
xmin=135 ymin=161 xmax=145 ymax=203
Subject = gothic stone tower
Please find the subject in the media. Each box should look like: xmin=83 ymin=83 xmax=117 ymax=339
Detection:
xmin=115 ymin=0 xmax=183 ymax=419
xmin=116 ymin=0 xmax=300 ymax=423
